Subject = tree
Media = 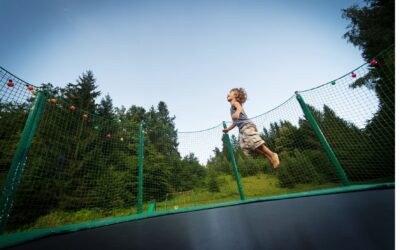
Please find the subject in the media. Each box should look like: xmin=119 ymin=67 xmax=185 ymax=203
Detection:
xmin=97 ymin=94 xmax=115 ymax=120
xmin=342 ymin=0 xmax=394 ymax=59
xmin=342 ymin=0 xmax=394 ymax=133
xmin=207 ymin=146 xmax=231 ymax=174
xmin=126 ymin=105 xmax=146 ymax=124
xmin=63 ymin=71 xmax=101 ymax=112
xmin=207 ymin=171 xmax=220 ymax=193
xmin=342 ymin=0 xmax=394 ymax=182
xmin=231 ymin=134 xmax=240 ymax=153
xmin=274 ymin=121 xmax=300 ymax=154
xmin=175 ymin=154 xmax=206 ymax=190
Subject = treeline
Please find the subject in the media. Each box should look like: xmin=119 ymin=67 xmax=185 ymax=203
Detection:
xmin=0 ymin=58 xmax=394 ymax=231
xmin=0 ymin=0 xmax=394 ymax=232
xmin=207 ymin=102 xmax=394 ymax=189
xmin=1 ymin=71 xmax=209 ymax=230
xmin=1 ymin=52 xmax=395 ymax=231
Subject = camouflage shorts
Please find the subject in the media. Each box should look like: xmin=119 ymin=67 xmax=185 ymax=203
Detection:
xmin=239 ymin=123 xmax=265 ymax=156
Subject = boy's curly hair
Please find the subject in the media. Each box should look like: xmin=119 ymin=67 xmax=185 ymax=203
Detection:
xmin=230 ymin=88 xmax=247 ymax=104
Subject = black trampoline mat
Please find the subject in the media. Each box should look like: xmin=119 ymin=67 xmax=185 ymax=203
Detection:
xmin=8 ymin=188 xmax=394 ymax=250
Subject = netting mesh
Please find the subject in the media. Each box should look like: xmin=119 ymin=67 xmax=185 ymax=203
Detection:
xmin=0 ymin=69 xmax=36 ymax=190
xmin=300 ymin=47 xmax=394 ymax=183
xmin=0 ymin=46 xmax=394 ymax=234
xmin=1 ymin=75 xmax=139 ymax=232
xmin=237 ymin=96 xmax=342 ymax=196
xmin=143 ymin=125 xmax=239 ymax=212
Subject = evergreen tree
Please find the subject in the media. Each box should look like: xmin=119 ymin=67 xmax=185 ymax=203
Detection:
xmin=207 ymin=171 xmax=220 ymax=193
xmin=342 ymin=0 xmax=394 ymax=59
xmin=126 ymin=105 xmax=146 ymax=124
xmin=97 ymin=94 xmax=115 ymax=120
xmin=175 ymin=154 xmax=206 ymax=190
xmin=64 ymin=71 xmax=101 ymax=112
xmin=342 ymin=0 xmax=394 ymax=182
xmin=206 ymin=145 xmax=231 ymax=174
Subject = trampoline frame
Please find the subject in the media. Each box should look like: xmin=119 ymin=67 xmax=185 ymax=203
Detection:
xmin=0 ymin=182 xmax=394 ymax=249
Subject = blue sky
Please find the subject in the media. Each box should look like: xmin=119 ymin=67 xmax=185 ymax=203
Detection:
xmin=0 ymin=0 xmax=366 ymax=132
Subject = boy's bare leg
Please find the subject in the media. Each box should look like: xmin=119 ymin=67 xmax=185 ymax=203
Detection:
xmin=260 ymin=144 xmax=274 ymax=155
xmin=256 ymin=148 xmax=272 ymax=161
xmin=257 ymin=145 xmax=280 ymax=168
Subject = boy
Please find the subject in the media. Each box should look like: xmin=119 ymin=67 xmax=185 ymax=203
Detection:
xmin=223 ymin=88 xmax=280 ymax=168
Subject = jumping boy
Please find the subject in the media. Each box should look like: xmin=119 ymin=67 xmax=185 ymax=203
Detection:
xmin=223 ymin=88 xmax=280 ymax=168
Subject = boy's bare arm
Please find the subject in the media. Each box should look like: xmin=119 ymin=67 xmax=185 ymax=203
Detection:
xmin=223 ymin=123 xmax=236 ymax=133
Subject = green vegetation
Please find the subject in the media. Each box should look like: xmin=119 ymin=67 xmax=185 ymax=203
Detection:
xmin=15 ymin=173 xmax=338 ymax=231
xmin=0 ymin=0 xmax=394 ymax=235
xmin=0 ymin=44 xmax=394 ymax=233
xmin=342 ymin=0 xmax=395 ymax=185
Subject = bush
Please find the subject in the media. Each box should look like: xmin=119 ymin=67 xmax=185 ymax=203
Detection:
xmin=207 ymin=173 xmax=220 ymax=192
xmin=276 ymin=150 xmax=325 ymax=188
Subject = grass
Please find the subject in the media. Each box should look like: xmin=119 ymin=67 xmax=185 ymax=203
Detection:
xmin=13 ymin=173 xmax=340 ymax=232
xmin=17 ymin=173 xmax=392 ymax=233
xmin=157 ymin=174 xmax=339 ymax=211
xmin=16 ymin=174 xmax=383 ymax=232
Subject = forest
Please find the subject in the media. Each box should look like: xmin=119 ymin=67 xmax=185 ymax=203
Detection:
xmin=0 ymin=0 xmax=394 ymax=232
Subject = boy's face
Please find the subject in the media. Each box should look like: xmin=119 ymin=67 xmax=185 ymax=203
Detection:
xmin=227 ymin=91 xmax=236 ymax=102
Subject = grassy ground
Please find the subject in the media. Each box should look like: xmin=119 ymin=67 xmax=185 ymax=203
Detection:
xmin=157 ymin=174 xmax=339 ymax=211
xmin=16 ymin=174 xmax=338 ymax=232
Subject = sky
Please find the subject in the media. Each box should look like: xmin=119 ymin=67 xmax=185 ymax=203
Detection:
xmin=0 ymin=0 xmax=366 ymax=132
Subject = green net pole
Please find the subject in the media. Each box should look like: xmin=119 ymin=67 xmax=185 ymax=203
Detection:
xmin=223 ymin=121 xmax=245 ymax=200
xmin=137 ymin=122 xmax=144 ymax=214
xmin=295 ymin=92 xmax=351 ymax=186
xmin=0 ymin=91 xmax=45 ymax=232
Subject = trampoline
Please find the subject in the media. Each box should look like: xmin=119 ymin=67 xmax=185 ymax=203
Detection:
xmin=4 ymin=186 xmax=394 ymax=250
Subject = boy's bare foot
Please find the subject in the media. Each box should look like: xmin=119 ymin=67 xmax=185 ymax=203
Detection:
xmin=271 ymin=153 xmax=280 ymax=168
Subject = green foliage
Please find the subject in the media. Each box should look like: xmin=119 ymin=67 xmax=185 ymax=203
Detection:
xmin=342 ymin=0 xmax=394 ymax=59
xmin=0 ymin=102 xmax=30 ymax=188
xmin=206 ymin=145 xmax=231 ymax=175
xmin=175 ymin=154 xmax=206 ymax=190
xmin=237 ymin=154 xmax=266 ymax=177
xmin=207 ymin=171 xmax=220 ymax=193
xmin=277 ymin=162 xmax=295 ymax=188
xmin=277 ymin=150 xmax=321 ymax=188
xmin=97 ymin=94 xmax=115 ymax=120
xmin=22 ymin=173 xmax=339 ymax=231
xmin=63 ymin=71 xmax=101 ymax=112
xmin=342 ymin=1 xmax=394 ymax=180
xmin=0 ymin=39 xmax=395 ymax=233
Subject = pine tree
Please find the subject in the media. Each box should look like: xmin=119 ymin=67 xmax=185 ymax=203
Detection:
xmin=342 ymin=0 xmax=394 ymax=59
xmin=64 ymin=71 xmax=101 ymax=112
xmin=97 ymin=94 xmax=115 ymax=120
xmin=207 ymin=171 xmax=220 ymax=193
xmin=342 ymin=0 xmax=394 ymax=182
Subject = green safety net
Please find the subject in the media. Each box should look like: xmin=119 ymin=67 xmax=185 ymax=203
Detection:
xmin=0 ymin=70 xmax=36 ymax=190
xmin=0 ymin=76 xmax=139 ymax=233
xmin=299 ymin=49 xmax=394 ymax=183
xmin=0 ymin=46 xmax=394 ymax=235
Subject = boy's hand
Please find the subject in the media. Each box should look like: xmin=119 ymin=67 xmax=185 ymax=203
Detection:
xmin=223 ymin=123 xmax=236 ymax=133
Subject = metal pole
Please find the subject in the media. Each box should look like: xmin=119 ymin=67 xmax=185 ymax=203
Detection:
xmin=0 ymin=91 xmax=46 ymax=232
xmin=295 ymin=92 xmax=351 ymax=186
xmin=223 ymin=122 xmax=245 ymax=200
xmin=137 ymin=122 xmax=144 ymax=214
